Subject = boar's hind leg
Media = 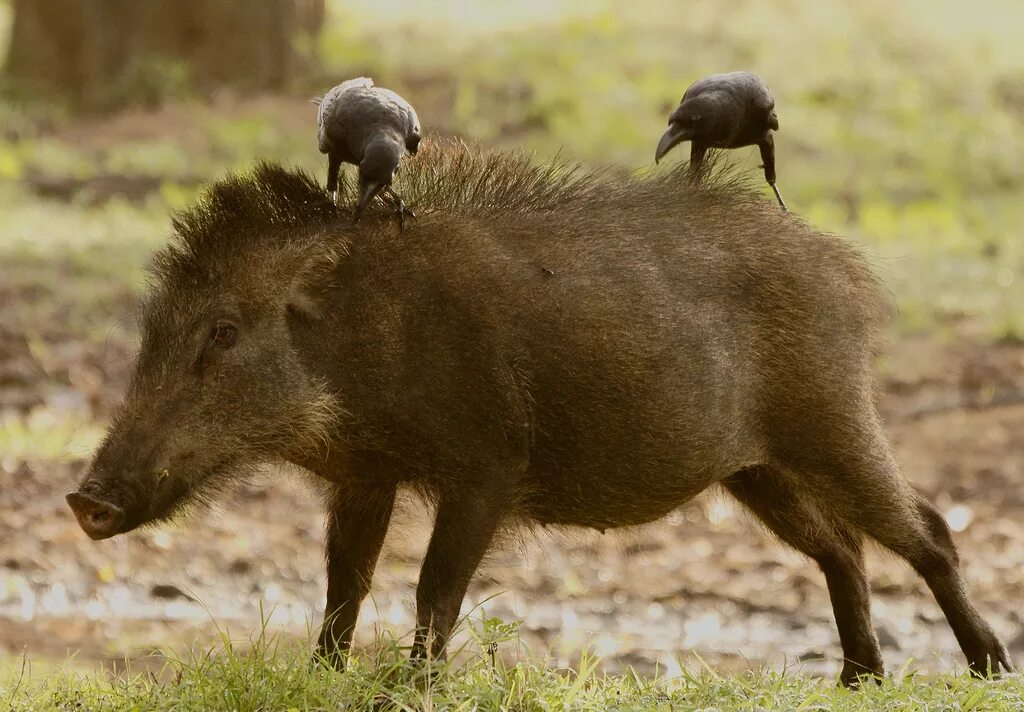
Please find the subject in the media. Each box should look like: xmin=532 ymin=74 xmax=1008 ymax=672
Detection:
xmin=317 ymin=481 xmax=397 ymax=668
xmin=859 ymin=484 xmax=1012 ymax=676
xmin=725 ymin=466 xmax=883 ymax=687
xmin=796 ymin=439 xmax=1013 ymax=677
xmin=411 ymin=488 xmax=509 ymax=662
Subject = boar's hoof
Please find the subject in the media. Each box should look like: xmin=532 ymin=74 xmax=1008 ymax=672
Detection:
xmin=314 ymin=636 xmax=347 ymax=671
xmin=967 ymin=642 xmax=1015 ymax=678
xmin=314 ymin=651 xmax=345 ymax=672
xmin=839 ymin=666 xmax=884 ymax=689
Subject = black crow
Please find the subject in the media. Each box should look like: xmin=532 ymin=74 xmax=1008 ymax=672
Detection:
xmin=656 ymin=71 xmax=787 ymax=211
xmin=316 ymin=77 xmax=422 ymax=227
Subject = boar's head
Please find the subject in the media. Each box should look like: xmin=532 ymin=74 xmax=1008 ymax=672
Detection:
xmin=68 ymin=164 xmax=345 ymax=539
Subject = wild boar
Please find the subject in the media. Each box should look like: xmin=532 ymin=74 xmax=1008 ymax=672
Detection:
xmin=67 ymin=141 xmax=1012 ymax=686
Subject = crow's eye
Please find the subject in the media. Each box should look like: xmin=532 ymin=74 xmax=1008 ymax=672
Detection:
xmin=208 ymin=321 xmax=238 ymax=349
xmin=691 ymin=114 xmax=702 ymax=122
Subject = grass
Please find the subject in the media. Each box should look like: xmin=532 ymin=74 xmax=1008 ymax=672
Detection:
xmin=3 ymin=622 xmax=1023 ymax=712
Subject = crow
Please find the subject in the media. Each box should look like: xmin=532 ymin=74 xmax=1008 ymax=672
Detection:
xmin=315 ymin=77 xmax=422 ymax=227
xmin=655 ymin=71 xmax=787 ymax=211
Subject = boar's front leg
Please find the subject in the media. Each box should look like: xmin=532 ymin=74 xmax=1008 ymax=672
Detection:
xmin=317 ymin=480 xmax=397 ymax=668
xmin=411 ymin=488 xmax=508 ymax=661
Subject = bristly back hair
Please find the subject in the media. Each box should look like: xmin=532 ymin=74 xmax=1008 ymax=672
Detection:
xmin=151 ymin=137 xmax=764 ymax=290
xmin=170 ymin=161 xmax=338 ymax=246
xmin=386 ymin=137 xmax=608 ymax=217
xmin=380 ymin=136 xmax=759 ymax=218
xmin=154 ymin=162 xmax=340 ymax=284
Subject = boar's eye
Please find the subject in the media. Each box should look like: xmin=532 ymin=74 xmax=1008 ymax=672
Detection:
xmin=208 ymin=321 xmax=238 ymax=349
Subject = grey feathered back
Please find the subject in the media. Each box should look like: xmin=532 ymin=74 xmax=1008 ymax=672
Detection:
xmin=681 ymin=71 xmax=775 ymax=113
xmin=316 ymin=77 xmax=421 ymax=156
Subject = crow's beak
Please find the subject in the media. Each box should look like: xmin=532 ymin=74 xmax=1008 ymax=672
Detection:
xmin=655 ymin=124 xmax=694 ymax=163
xmin=353 ymin=181 xmax=385 ymax=222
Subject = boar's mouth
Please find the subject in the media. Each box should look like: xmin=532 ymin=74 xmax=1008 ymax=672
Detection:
xmin=66 ymin=466 xmax=214 ymax=541
xmin=66 ymin=491 xmax=127 ymax=540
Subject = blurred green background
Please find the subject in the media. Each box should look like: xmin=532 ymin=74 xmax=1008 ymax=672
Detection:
xmin=2 ymin=0 xmax=1022 ymax=343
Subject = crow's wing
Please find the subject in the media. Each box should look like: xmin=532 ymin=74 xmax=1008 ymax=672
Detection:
xmin=740 ymin=74 xmax=775 ymax=114
xmin=681 ymin=71 xmax=774 ymax=112
xmin=316 ymin=77 xmax=375 ymax=153
xmin=318 ymin=80 xmax=421 ymax=159
xmin=679 ymin=72 xmax=744 ymax=102
xmin=373 ymin=87 xmax=421 ymax=154
xmin=405 ymin=112 xmax=422 ymax=155
xmin=335 ymin=76 xmax=375 ymax=94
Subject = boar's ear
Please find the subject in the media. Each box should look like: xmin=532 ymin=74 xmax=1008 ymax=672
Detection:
xmin=288 ymin=289 xmax=323 ymax=321
xmin=285 ymin=242 xmax=347 ymax=321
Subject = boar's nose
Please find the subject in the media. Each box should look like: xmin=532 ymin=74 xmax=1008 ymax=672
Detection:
xmin=66 ymin=492 xmax=126 ymax=540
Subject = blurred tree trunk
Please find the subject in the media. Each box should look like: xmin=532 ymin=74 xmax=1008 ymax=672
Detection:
xmin=3 ymin=0 xmax=325 ymax=108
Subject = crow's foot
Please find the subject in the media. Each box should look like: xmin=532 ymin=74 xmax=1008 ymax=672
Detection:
xmin=383 ymin=187 xmax=416 ymax=231
xmin=769 ymin=181 xmax=788 ymax=212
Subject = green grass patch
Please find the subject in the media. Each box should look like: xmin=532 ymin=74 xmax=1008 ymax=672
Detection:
xmin=3 ymin=626 xmax=1022 ymax=711
xmin=0 ymin=184 xmax=166 ymax=332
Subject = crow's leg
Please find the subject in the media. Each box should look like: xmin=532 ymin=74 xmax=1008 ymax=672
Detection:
xmin=382 ymin=186 xmax=416 ymax=232
xmin=326 ymin=153 xmax=342 ymax=206
xmin=689 ymin=142 xmax=708 ymax=174
xmin=758 ymin=134 xmax=788 ymax=211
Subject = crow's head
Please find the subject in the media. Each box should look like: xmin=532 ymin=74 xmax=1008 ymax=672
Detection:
xmin=355 ymin=135 xmax=404 ymax=218
xmin=655 ymin=94 xmax=723 ymax=163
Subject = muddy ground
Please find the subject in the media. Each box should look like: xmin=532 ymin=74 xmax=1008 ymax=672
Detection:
xmin=2 ymin=256 xmax=1023 ymax=680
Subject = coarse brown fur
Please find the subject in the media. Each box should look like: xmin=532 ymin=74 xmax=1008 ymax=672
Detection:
xmin=69 ymin=139 xmax=1011 ymax=685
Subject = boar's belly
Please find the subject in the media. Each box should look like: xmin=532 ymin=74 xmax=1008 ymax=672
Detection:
xmin=521 ymin=457 xmax=730 ymax=530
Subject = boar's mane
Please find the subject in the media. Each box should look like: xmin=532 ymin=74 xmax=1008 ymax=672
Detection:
xmin=151 ymin=137 xmax=762 ymax=287
xmin=146 ymin=138 xmax=888 ymax=365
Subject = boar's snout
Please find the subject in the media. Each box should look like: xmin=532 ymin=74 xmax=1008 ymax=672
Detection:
xmin=66 ymin=492 xmax=127 ymax=540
